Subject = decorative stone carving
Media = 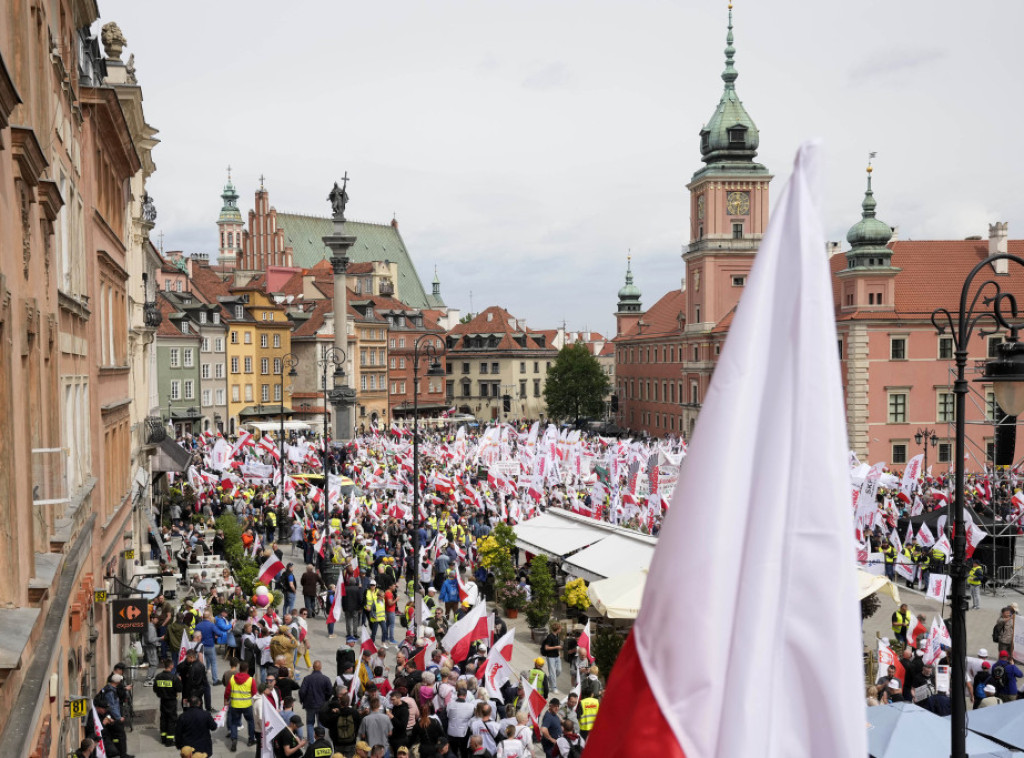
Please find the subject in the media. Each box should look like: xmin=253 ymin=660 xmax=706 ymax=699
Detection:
xmin=328 ymin=175 xmax=349 ymax=221
xmin=330 ymin=255 xmax=348 ymax=275
xmin=125 ymin=53 xmax=137 ymax=84
xmin=19 ymin=182 xmax=31 ymax=278
xmin=142 ymin=192 xmax=157 ymax=223
xmin=10 ymin=127 xmax=48 ymax=187
xmin=100 ymin=22 xmax=126 ymax=61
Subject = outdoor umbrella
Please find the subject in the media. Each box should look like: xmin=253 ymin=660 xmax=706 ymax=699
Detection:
xmin=587 ymin=568 xmax=647 ymax=620
xmin=964 ymin=698 xmax=1024 ymax=751
xmin=867 ymin=702 xmax=1015 ymax=758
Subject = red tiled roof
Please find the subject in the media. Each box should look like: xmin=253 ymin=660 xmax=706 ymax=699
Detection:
xmin=155 ymin=295 xmax=183 ymax=337
xmin=711 ymin=306 xmax=736 ymax=334
xmin=292 ymin=299 xmax=333 ymax=338
xmin=448 ymin=306 xmax=555 ymax=351
xmin=615 ymin=290 xmax=686 ymax=341
xmin=347 ymin=261 xmax=374 ymax=275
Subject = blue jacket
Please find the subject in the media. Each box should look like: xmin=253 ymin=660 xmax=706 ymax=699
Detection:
xmin=439 ymin=578 xmax=459 ymax=603
xmin=214 ymin=615 xmax=234 ymax=645
xmin=102 ymin=684 xmax=122 ymax=719
xmin=995 ymin=661 xmax=1023 ymax=696
xmin=195 ymin=619 xmax=217 ymax=648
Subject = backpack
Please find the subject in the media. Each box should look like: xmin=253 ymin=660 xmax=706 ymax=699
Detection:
xmin=991 ymin=663 xmax=1009 ymax=690
xmin=276 ymin=572 xmax=290 ymax=592
xmin=567 ymin=740 xmax=585 ymax=758
xmin=993 ymin=623 xmax=1002 ymax=643
xmin=336 ymin=711 xmax=356 ymax=742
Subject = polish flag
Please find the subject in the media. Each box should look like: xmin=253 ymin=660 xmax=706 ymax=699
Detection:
xmin=483 ymin=629 xmax=516 ymax=693
xmin=326 ymin=584 xmax=344 ymax=625
xmin=89 ymin=700 xmax=109 ymax=758
xmin=441 ymin=601 xmax=489 ymax=664
xmin=577 ymin=619 xmax=593 ymax=663
xmin=360 ymin=625 xmax=378 ymax=656
xmin=456 ymin=572 xmax=471 ymax=604
xmin=411 ymin=638 xmax=437 ymax=671
xmin=262 ymin=699 xmax=288 ymax=754
xmin=583 ymin=145 xmax=866 ymax=758
xmin=212 ymin=705 xmax=230 ymax=728
xmin=258 ymin=435 xmax=280 ymax=461
xmin=257 ymin=554 xmax=285 ymax=586
xmin=878 ymin=639 xmax=905 ymax=687
xmin=231 ymin=429 xmax=255 ymax=458
xmin=521 ymin=673 xmax=548 ymax=727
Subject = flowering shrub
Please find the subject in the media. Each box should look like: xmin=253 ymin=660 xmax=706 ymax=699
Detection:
xmin=561 ymin=578 xmax=590 ymax=611
xmin=498 ymin=580 xmax=527 ymax=611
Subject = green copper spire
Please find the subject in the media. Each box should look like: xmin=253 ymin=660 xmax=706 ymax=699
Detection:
xmin=698 ymin=2 xmax=761 ymax=167
xmin=845 ymin=159 xmax=894 ymax=269
xmin=617 ymin=254 xmax=642 ymax=313
xmin=218 ymin=167 xmax=242 ymax=225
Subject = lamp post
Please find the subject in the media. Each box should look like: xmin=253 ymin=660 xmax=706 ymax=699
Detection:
xmin=318 ymin=344 xmax=347 ymax=478
xmin=411 ymin=333 xmax=447 ymax=628
xmin=914 ymin=428 xmax=938 ymax=472
xmin=279 ymin=353 xmax=299 ymax=509
xmin=933 ymin=253 xmax=1024 ymax=758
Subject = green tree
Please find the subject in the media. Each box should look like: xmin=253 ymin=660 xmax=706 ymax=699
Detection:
xmin=526 ymin=554 xmax=557 ymax=628
xmin=543 ymin=342 xmax=611 ymax=422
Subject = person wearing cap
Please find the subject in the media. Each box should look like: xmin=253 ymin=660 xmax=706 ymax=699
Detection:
xmin=354 ymin=741 xmax=373 ymax=758
xmin=364 ymin=580 xmax=386 ymax=645
xmin=992 ymin=650 xmax=1023 ymax=700
xmin=275 ymin=714 xmax=308 ymax=756
xmin=527 ymin=658 xmax=548 ymax=700
xmin=174 ymin=695 xmax=216 ymax=756
xmin=980 ymin=684 xmax=1002 ymax=708
xmin=539 ymin=698 xmax=563 ymax=758
xmin=303 ymin=724 xmax=333 ymax=758
xmin=882 ymin=679 xmax=904 ymax=704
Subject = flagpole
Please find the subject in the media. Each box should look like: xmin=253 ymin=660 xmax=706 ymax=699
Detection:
xmin=319 ymin=345 xmax=346 ymax=482
xmin=280 ymin=354 xmax=299 ymax=518
xmin=934 ymin=253 xmax=1024 ymax=758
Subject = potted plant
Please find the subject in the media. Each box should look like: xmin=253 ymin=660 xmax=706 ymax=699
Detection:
xmin=525 ymin=555 xmax=556 ymax=638
xmin=561 ymin=577 xmax=591 ymax=622
xmin=498 ymin=579 xmax=527 ymax=618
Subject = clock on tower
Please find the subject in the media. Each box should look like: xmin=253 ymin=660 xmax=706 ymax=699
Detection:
xmin=726 ymin=191 xmax=750 ymax=215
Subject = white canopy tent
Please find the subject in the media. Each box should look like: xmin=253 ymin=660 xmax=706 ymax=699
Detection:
xmin=588 ymin=568 xmax=648 ymax=620
xmin=561 ymin=532 xmax=657 ymax=582
xmin=513 ymin=512 xmax=607 ymax=558
xmin=244 ymin=420 xmax=313 ymax=434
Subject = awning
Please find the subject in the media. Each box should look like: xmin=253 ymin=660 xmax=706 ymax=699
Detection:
xmin=513 ymin=512 xmax=607 ymax=558
xmin=561 ymin=533 xmax=656 ymax=582
xmin=239 ymin=404 xmax=293 ymax=418
xmin=858 ymin=569 xmax=901 ymax=604
xmin=151 ymin=437 xmax=192 ymax=472
xmin=588 ymin=569 xmax=647 ymax=620
xmin=244 ymin=420 xmax=313 ymax=433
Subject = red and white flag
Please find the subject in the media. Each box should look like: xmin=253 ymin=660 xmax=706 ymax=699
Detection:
xmin=89 ymin=700 xmax=109 ymax=758
xmin=326 ymin=584 xmax=344 ymax=625
xmin=483 ymin=629 xmax=516 ymax=693
xmin=360 ymin=625 xmax=378 ymax=656
xmin=262 ymin=698 xmax=288 ymax=754
xmin=521 ymin=673 xmax=548 ymax=727
xmin=232 ymin=429 xmax=255 ymax=458
xmin=583 ymin=144 xmax=865 ymax=758
xmin=577 ymin=619 xmax=593 ymax=662
xmin=916 ymin=523 xmax=936 ymax=548
xmin=258 ymin=435 xmax=281 ymax=461
xmin=257 ymin=554 xmax=285 ymax=586
xmin=411 ymin=638 xmax=437 ymax=671
xmin=440 ymin=601 xmax=489 ymax=664
xmin=456 ymin=572 xmax=471 ymax=604
xmin=212 ymin=705 xmax=230 ymax=728
xmin=926 ymin=574 xmax=951 ymax=603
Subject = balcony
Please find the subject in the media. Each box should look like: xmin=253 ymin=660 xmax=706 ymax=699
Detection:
xmin=144 ymin=416 xmax=167 ymax=445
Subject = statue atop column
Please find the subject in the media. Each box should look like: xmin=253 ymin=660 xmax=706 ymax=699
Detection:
xmin=328 ymin=172 xmax=349 ymax=222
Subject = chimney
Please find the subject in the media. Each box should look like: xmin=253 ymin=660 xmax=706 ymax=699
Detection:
xmin=889 ymin=225 xmax=899 ymax=241
xmin=826 ymin=241 xmax=841 ymax=257
xmin=990 ymin=222 xmax=1009 ymax=274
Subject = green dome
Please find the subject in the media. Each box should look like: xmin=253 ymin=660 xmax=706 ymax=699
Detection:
xmin=617 ymin=258 xmax=642 ymax=311
xmin=699 ymin=7 xmax=760 ymax=165
xmin=218 ymin=177 xmax=242 ymax=224
xmin=845 ymin=169 xmax=894 ymax=269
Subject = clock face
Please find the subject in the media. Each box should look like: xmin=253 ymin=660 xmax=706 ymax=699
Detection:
xmin=727 ymin=191 xmax=750 ymax=216
xmin=697 ymin=195 xmax=705 ymax=220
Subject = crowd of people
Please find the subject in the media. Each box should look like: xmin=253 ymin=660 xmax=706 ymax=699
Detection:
xmin=82 ymin=421 xmax=644 ymax=758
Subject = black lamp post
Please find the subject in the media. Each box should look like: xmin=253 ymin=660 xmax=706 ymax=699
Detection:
xmin=933 ymin=253 xmax=1024 ymax=758
xmin=318 ymin=344 xmax=347 ymax=478
xmin=279 ymin=353 xmax=299 ymax=509
xmin=411 ymin=333 xmax=447 ymax=627
xmin=914 ymin=428 xmax=938 ymax=472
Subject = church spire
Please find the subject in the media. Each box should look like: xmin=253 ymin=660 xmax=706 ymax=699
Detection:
xmin=722 ymin=3 xmax=737 ymax=89
xmin=617 ymin=254 xmax=642 ymax=314
xmin=845 ymin=157 xmax=894 ymax=269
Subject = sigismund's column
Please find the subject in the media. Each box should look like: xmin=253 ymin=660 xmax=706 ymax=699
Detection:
xmin=324 ymin=175 xmax=357 ymax=442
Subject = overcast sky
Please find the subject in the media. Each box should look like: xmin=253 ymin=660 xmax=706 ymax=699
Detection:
xmin=101 ymin=0 xmax=1023 ymax=338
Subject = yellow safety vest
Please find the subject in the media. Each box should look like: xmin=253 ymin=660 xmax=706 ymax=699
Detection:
xmin=229 ymin=674 xmax=254 ymax=709
xmin=892 ymin=609 xmax=910 ymax=634
xmin=579 ymin=698 xmax=599 ymax=731
xmin=528 ymin=668 xmax=545 ymax=691
xmin=267 ymin=512 xmax=277 ymax=526
xmin=969 ymin=566 xmax=984 ymax=586
xmin=882 ymin=545 xmax=895 ymax=564
xmin=330 ymin=518 xmax=342 ymax=530
xmin=365 ymin=590 xmax=385 ymax=622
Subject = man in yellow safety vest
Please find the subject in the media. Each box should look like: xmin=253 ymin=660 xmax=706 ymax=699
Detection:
xmin=579 ymin=693 xmax=600 ymax=741
xmin=225 ymin=660 xmax=258 ymax=751
xmin=364 ymin=579 xmax=386 ymax=644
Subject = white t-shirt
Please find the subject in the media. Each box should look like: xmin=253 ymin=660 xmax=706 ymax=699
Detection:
xmin=497 ymin=739 xmax=525 ymax=758
xmin=556 ymin=734 xmax=585 ymax=757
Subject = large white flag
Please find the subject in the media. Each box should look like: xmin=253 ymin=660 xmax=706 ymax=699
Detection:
xmin=441 ymin=601 xmax=489 ymax=664
xmin=262 ymin=698 xmax=288 ymax=753
xmin=585 ymin=143 xmax=866 ymax=758
xmin=482 ymin=629 xmax=516 ymax=693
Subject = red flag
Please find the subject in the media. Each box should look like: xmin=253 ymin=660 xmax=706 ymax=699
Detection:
xmin=521 ymin=673 xmax=548 ymax=727
xmin=440 ymin=601 xmax=488 ymax=663
xmin=257 ymin=554 xmax=284 ymax=586
xmin=411 ymin=638 xmax=437 ymax=670
xmin=456 ymin=572 xmax=470 ymax=604
xmin=483 ymin=629 xmax=516 ymax=692
xmin=577 ymin=619 xmax=593 ymax=662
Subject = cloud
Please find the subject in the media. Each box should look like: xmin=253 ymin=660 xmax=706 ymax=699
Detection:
xmin=847 ymin=47 xmax=946 ymax=84
xmin=522 ymin=61 xmax=572 ymax=90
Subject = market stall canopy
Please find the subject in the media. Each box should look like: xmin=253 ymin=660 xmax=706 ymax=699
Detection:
xmin=245 ymin=420 xmax=313 ymax=434
xmin=867 ymin=702 xmax=1015 ymax=758
xmin=858 ymin=569 xmax=901 ymax=604
xmin=562 ymin=533 xmax=657 ymax=582
xmin=588 ymin=568 xmax=648 ymax=620
xmin=513 ymin=512 xmax=607 ymax=558
xmin=963 ymin=698 xmax=1024 ymax=751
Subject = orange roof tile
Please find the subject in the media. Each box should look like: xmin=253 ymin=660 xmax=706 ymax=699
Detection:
xmin=615 ymin=289 xmax=686 ymax=341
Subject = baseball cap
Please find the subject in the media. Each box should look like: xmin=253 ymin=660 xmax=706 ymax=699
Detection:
xmin=982 ymin=662 xmax=992 ymax=670
xmin=985 ymin=684 xmax=997 ymax=694
xmin=979 ymin=648 xmax=990 ymax=658
xmin=356 ymin=741 xmax=372 ymax=753
xmin=1001 ymin=650 xmax=1011 ymax=658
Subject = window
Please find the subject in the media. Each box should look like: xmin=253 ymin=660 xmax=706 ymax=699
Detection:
xmin=244 ymin=357 xmax=253 ymax=373
xmin=261 ymin=384 xmax=270 ymax=402
xmin=231 ymin=385 xmax=240 ymax=403
xmin=183 ymin=380 xmax=194 ymax=400
xmin=520 ymin=380 xmax=527 ymax=398
xmin=988 ymin=336 xmax=1003 ymax=359
xmin=533 ymin=379 xmax=541 ymax=397
xmin=165 ymin=279 xmax=171 ymax=291
xmin=170 ymin=380 xmax=180 ymax=400
xmin=390 ymin=357 xmax=396 ymax=369
xmin=732 ymin=275 xmax=746 ymax=287
xmin=938 ymin=336 xmax=953 ymax=360
xmin=391 ymin=382 xmax=398 ymax=395
xmin=987 ymin=441 xmax=996 ymax=463
xmin=262 ymin=312 xmax=270 ymax=321
xmin=399 ymin=358 xmax=406 ymax=369
xmin=273 ymin=334 xmax=281 ymax=348
xmin=361 ymin=375 xmax=368 ymax=391
xmin=987 ymin=390 xmax=999 ymax=420
xmin=274 ymin=358 xmax=282 ymax=374
xmin=261 ymin=334 xmax=268 ymax=348
xmin=938 ymin=442 xmax=951 ymax=463
xmin=520 ymin=362 xmax=526 ymax=373
xmin=230 ymin=357 xmax=239 ymax=373
xmin=261 ymin=358 xmax=269 ymax=374
xmin=728 ymin=127 xmax=745 ymax=144
xmin=399 ymin=338 xmax=406 ymax=348
xmin=230 ymin=331 xmax=238 ymax=344
xmin=216 ymin=388 xmax=225 ymax=405
xmin=244 ymin=384 xmax=253 ymax=402
xmin=534 ymin=362 xmax=539 ymax=373
xmin=695 ymin=305 xmax=701 ymax=322
xmin=199 ymin=311 xmax=207 ymax=325
xmin=888 ymin=392 xmax=907 ymax=423
xmin=937 ymin=392 xmax=955 ymax=422
xmin=891 ymin=443 xmax=907 ymax=465
xmin=837 ymin=340 xmax=843 ymax=360
xmin=492 ymin=362 xmax=500 ymax=374
xmin=244 ymin=332 xmax=252 ymax=344
xmin=732 ymin=223 xmax=743 ymax=239
xmin=201 ymin=363 xmax=211 ymax=380
xmin=690 ymin=382 xmax=699 ymax=405
xmin=389 ymin=339 xmax=396 ymax=349
xmin=868 ymin=293 xmax=875 ymax=305
xmin=201 ymin=389 xmax=211 ymax=407
xmin=480 ymin=363 xmax=489 ymax=375
xmin=201 ymin=337 xmax=210 ymax=352
xmin=890 ymin=337 xmax=907 ymax=360
xmin=693 ymin=346 xmax=699 ymax=361
xmin=215 ymin=364 xmax=225 ymax=379
xmin=235 ymin=305 xmax=244 ymax=319
xmin=369 ymin=350 xmax=376 ymax=366
xmin=274 ymin=384 xmax=282 ymax=402
xmin=360 ymin=349 xmax=367 ymax=366
xmin=213 ymin=313 xmax=220 ymax=325
xmin=169 ymin=348 xmax=180 ymax=368
xmin=400 ymin=381 xmax=406 ymax=393
xmin=183 ymin=348 xmax=194 ymax=368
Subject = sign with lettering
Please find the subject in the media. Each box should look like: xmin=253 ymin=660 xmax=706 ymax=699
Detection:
xmin=93 ymin=590 xmax=108 ymax=604
xmin=123 ymin=549 xmax=135 ymax=561
xmin=68 ymin=697 xmax=89 ymax=718
xmin=111 ymin=598 xmax=147 ymax=634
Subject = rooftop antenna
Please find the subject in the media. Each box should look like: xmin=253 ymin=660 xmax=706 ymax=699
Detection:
xmin=157 ymin=230 xmax=164 ymax=253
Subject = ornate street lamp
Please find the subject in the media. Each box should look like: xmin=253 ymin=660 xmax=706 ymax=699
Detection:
xmin=932 ymin=254 xmax=1024 ymax=758
xmin=279 ymin=353 xmax=299 ymax=509
xmin=914 ymin=428 xmax=938 ymax=471
xmin=318 ymin=344 xmax=347 ymax=477
xmin=411 ymin=334 xmax=447 ymax=628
